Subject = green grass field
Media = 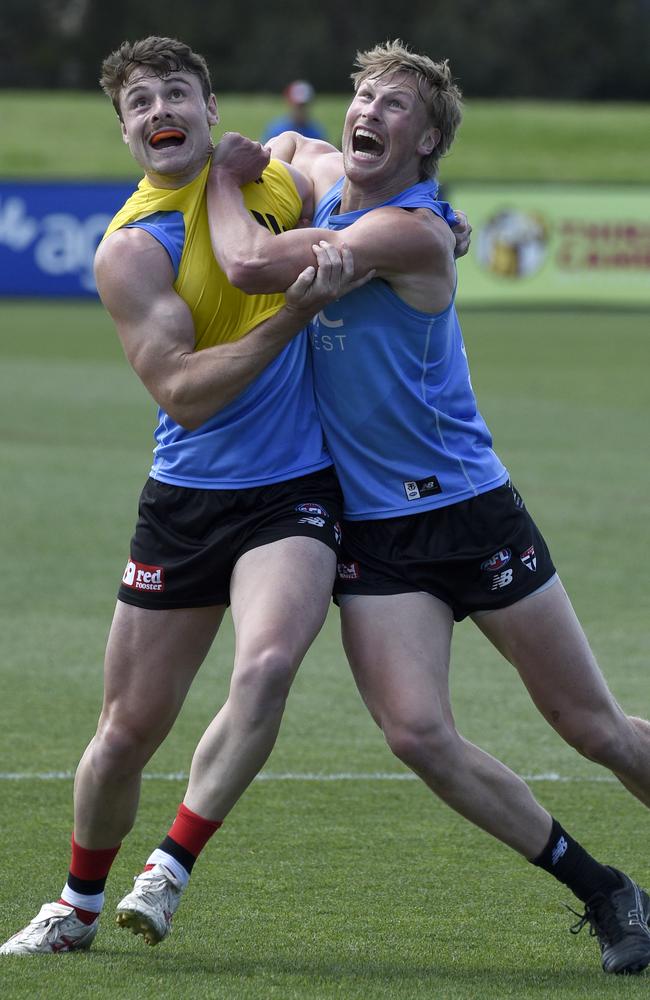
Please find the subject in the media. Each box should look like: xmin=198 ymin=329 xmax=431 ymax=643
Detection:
xmin=3 ymin=91 xmax=650 ymax=182
xmin=1 ymin=300 xmax=649 ymax=998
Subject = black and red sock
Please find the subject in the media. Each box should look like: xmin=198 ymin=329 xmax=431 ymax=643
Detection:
xmin=59 ymin=835 xmax=121 ymax=922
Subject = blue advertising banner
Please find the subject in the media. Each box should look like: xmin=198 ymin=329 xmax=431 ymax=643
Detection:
xmin=0 ymin=180 xmax=137 ymax=297
xmin=4 ymin=179 xmax=650 ymax=306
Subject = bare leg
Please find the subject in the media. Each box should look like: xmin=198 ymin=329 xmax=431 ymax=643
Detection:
xmin=474 ymin=577 xmax=650 ymax=807
xmin=341 ymin=592 xmax=552 ymax=858
xmin=74 ymin=601 xmax=225 ymax=847
xmin=184 ymin=536 xmax=336 ymax=819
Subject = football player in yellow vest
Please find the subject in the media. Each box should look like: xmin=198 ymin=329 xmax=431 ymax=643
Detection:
xmin=0 ymin=36 xmax=373 ymax=955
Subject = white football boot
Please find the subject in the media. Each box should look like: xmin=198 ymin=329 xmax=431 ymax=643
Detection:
xmin=115 ymin=864 xmax=184 ymax=945
xmin=0 ymin=902 xmax=98 ymax=954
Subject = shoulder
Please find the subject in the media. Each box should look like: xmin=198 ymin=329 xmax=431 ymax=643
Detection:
xmin=269 ymin=131 xmax=343 ymax=196
xmin=95 ymin=227 xmax=175 ymax=304
xmin=293 ymin=137 xmax=342 ymax=175
xmin=97 ymin=225 xmax=168 ymax=266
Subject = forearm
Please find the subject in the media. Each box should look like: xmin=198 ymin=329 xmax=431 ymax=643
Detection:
xmin=207 ymin=168 xmax=312 ymax=292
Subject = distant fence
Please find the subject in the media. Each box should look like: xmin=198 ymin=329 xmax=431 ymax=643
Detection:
xmin=2 ymin=180 xmax=650 ymax=306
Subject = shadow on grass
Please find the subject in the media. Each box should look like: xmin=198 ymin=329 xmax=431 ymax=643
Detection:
xmin=84 ymin=945 xmax=648 ymax=993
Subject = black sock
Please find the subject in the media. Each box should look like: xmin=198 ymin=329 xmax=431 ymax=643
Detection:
xmin=531 ymin=818 xmax=621 ymax=903
xmin=158 ymin=834 xmax=197 ymax=875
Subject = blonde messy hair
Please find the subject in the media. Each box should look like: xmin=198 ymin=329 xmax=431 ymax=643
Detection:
xmin=351 ymin=39 xmax=463 ymax=179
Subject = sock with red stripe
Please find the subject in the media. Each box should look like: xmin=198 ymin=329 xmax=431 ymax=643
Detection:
xmin=145 ymin=802 xmax=222 ymax=887
xmin=59 ymin=835 xmax=121 ymax=923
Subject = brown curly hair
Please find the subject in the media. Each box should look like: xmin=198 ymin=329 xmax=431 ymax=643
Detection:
xmin=100 ymin=36 xmax=212 ymax=119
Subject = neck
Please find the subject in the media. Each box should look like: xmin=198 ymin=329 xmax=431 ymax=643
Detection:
xmin=339 ymin=165 xmax=423 ymax=213
xmin=144 ymin=157 xmax=209 ymax=190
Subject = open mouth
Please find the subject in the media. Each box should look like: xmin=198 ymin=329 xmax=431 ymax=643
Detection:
xmin=149 ymin=128 xmax=186 ymax=149
xmin=352 ymin=127 xmax=385 ymax=158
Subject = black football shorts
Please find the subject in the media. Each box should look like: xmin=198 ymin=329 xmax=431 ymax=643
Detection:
xmin=334 ymin=480 xmax=556 ymax=621
xmin=118 ymin=466 xmax=343 ymax=610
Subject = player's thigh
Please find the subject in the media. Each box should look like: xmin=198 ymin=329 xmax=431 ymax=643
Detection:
xmin=103 ymin=600 xmax=226 ymax=729
xmin=230 ymin=535 xmax=336 ymax=666
xmin=472 ymin=577 xmax=620 ymax=725
xmin=340 ymin=592 xmax=455 ymax=727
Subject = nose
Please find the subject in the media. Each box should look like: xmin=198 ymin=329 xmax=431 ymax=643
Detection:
xmin=363 ymin=101 xmax=379 ymax=120
xmin=361 ymin=97 xmax=381 ymax=120
xmin=150 ymin=94 xmax=172 ymax=121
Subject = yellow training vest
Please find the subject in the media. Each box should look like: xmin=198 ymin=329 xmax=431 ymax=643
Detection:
xmin=103 ymin=158 xmax=302 ymax=350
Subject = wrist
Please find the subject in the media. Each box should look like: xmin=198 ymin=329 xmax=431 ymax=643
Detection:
xmin=207 ymin=165 xmax=241 ymax=189
xmin=282 ymin=300 xmax=314 ymax=325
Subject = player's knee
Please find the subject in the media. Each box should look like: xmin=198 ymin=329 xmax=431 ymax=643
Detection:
xmin=383 ymin=716 xmax=458 ymax=773
xmin=91 ymin=719 xmax=154 ymax=776
xmin=565 ymin=717 xmax=623 ymax=766
xmin=231 ymin=647 xmax=296 ymax=713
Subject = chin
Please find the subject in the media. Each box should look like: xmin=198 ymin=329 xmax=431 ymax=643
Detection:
xmin=347 ymin=156 xmax=383 ymax=178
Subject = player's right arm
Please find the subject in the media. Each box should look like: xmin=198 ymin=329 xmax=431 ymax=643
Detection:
xmin=95 ymin=226 xmax=370 ymax=431
xmin=266 ymin=131 xmax=472 ymax=257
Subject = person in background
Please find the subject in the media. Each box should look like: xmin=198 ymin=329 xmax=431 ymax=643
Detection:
xmin=261 ymin=79 xmax=328 ymax=143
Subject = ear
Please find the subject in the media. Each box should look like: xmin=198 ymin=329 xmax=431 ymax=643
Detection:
xmin=418 ymin=126 xmax=440 ymax=157
xmin=120 ymin=119 xmax=129 ymax=145
xmin=207 ymin=93 xmax=219 ymax=127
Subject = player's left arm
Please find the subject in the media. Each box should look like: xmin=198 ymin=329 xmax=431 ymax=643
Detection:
xmin=208 ymin=163 xmax=454 ymax=312
xmin=208 ymin=133 xmax=466 ymax=293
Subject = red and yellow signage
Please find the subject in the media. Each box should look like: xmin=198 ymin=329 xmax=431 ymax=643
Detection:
xmin=447 ymin=183 xmax=650 ymax=307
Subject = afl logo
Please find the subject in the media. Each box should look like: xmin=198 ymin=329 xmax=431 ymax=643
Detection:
xmin=481 ymin=548 xmax=511 ymax=572
xmin=296 ymin=502 xmax=328 ymax=518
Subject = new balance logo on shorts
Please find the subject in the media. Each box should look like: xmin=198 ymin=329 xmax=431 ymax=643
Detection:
xmin=296 ymin=502 xmax=328 ymax=529
xmin=490 ymin=569 xmax=513 ymax=591
xmin=122 ymin=558 xmax=165 ymax=592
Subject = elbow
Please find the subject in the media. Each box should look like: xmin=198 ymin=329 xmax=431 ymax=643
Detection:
xmin=163 ymin=400 xmax=204 ymax=432
xmin=171 ymin=410 xmax=204 ymax=432
xmin=162 ymin=379 xmax=234 ymax=431
xmin=223 ymin=255 xmax=282 ymax=295
xmin=160 ymin=382 xmax=207 ymax=432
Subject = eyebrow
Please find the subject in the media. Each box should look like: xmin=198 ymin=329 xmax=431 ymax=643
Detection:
xmin=359 ymin=80 xmax=418 ymax=100
xmin=124 ymin=75 xmax=190 ymax=96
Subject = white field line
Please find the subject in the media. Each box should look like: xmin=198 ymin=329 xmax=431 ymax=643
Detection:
xmin=0 ymin=770 xmax=617 ymax=783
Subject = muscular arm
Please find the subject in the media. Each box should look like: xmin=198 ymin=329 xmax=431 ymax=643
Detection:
xmin=269 ymin=132 xmax=473 ymax=259
xmin=94 ymin=227 xmax=360 ymax=431
xmin=207 ymin=153 xmax=455 ymax=313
